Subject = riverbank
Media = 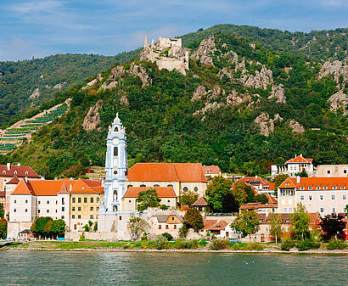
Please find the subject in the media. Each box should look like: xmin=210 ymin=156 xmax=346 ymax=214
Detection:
xmin=3 ymin=241 xmax=348 ymax=255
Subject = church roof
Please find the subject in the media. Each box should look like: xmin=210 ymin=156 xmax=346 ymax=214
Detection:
xmin=124 ymin=186 xmax=176 ymax=198
xmin=0 ymin=164 xmax=40 ymax=178
xmin=128 ymin=163 xmax=207 ymax=183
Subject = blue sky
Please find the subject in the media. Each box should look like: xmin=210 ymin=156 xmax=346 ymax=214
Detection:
xmin=1 ymin=0 xmax=348 ymax=61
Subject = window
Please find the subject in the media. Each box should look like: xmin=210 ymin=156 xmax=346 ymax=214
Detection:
xmin=62 ymin=198 xmax=65 ymax=205
xmin=97 ymin=197 xmax=100 ymax=203
xmin=194 ymin=187 xmax=198 ymax=192
xmin=128 ymin=200 xmax=131 ymax=203
xmin=183 ymin=187 xmax=188 ymax=192
xmin=38 ymin=201 xmax=40 ymax=204
xmin=56 ymin=200 xmax=58 ymax=205
xmin=119 ymin=216 xmax=122 ymax=221
xmin=61 ymin=216 xmax=64 ymax=219
xmin=114 ymin=147 xmax=118 ymax=156
xmin=38 ymin=209 xmax=40 ymax=214
xmin=90 ymin=215 xmax=94 ymax=219
xmin=154 ymin=184 xmax=160 ymax=187
xmin=84 ymin=197 xmax=87 ymax=203
xmin=167 ymin=200 xmax=170 ymax=203
xmin=327 ymin=170 xmax=331 ymax=174
xmin=320 ymin=195 xmax=323 ymax=200
xmin=344 ymin=169 xmax=347 ymax=174
xmin=90 ymin=207 xmax=94 ymax=211
xmin=343 ymin=195 xmax=347 ymax=200
xmin=320 ymin=208 xmax=324 ymax=213
xmin=47 ymin=201 xmax=49 ymax=204
xmin=47 ymin=209 xmax=49 ymax=213
xmin=74 ymin=224 xmax=77 ymax=230
xmin=90 ymin=198 xmax=94 ymax=203
xmin=158 ymin=225 xmax=162 ymax=229
xmin=78 ymin=198 xmax=81 ymax=203
xmin=78 ymin=207 xmax=81 ymax=211
xmin=300 ymin=196 xmax=304 ymax=200
xmin=14 ymin=200 xmax=16 ymax=203
xmin=72 ymin=198 xmax=76 ymax=203
xmin=72 ymin=215 xmax=75 ymax=219
xmin=25 ymin=199 xmax=28 ymax=203
xmin=332 ymin=208 xmax=336 ymax=213
xmin=166 ymin=225 xmax=169 ymax=229
xmin=332 ymin=195 xmax=335 ymax=200
xmin=25 ymin=209 xmax=27 ymax=213
xmin=72 ymin=207 xmax=75 ymax=211
xmin=167 ymin=184 xmax=173 ymax=187
xmin=55 ymin=209 xmax=57 ymax=213
xmin=62 ymin=207 xmax=65 ymax=212
xmin=14 ymin=209 xmax=16 ymax=212
xmin=174 ymin=225 xmax=177 ymax=229
xmin=78 ymin=215 xmax=81 ymax=219
xmin=114 ymin=127 xmax=118 ymax=132
xmin=309 ymin=196 xmax=312 ymax=201
xmin=140 ymin=184 xmax=146 ymax=187
xmin=114 ymin=170 xmax=118 ymax=175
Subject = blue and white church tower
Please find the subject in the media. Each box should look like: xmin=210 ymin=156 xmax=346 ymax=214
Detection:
xmin=98 ymin=113 xmax=129 ymax=236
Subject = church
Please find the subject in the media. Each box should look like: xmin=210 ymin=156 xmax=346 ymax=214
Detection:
xmin=98 ymin=114 xmax=208 ymax=240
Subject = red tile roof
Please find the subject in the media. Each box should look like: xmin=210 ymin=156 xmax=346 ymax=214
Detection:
xmin=128 ymin=163 xmax=207 ymax=183
xmin=11 ymin=179 xmax=103 ymax=196
xmin=203 ymin=165 xmax=221 ymax=175
xmin=192 ymin=197 xmax=208 ymax=207
xmin=237 ymin=176 xmax=276 ymax=191
xmin=285 ymin=154 xmax=313 ymax=164
xmin=279 ymin=177 xmax=348 ymax=191
xmin=240 ymin=202 xmax=278 ymax=210
xmin=0 ymin=164 xmax=40 ymax=178
xmin=6 ymin=177 xmax=20 ymax=185
xmin=123 ymin=186 xmax=176 ymax=198
xmin=203 ymin=219 xmax=228 ymax=231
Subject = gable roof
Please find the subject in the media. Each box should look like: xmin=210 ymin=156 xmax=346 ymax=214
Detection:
xmin=192 ymin=197 xmax=208 ymax=207
xmin=128 ymin=163 xmax=207 ymax=183
xmin=237 ymin=176 xmax=276 ymax=191
xmin=203 ymin=165 xmax=221 ymax=175
xmin=0 ymin=165 xmax=40 ymax=178
xmin=285 ymin=154 xmax=313 ymax=164
xmin=203 ymin=219 xmax=228 ymax=231
xmin=6 ymin=177 xmax=20 ymax=185
xmin=123 ymin=186 xmax=176 ymax=199
xmin=279 ymin=177 xmax=297 ymax=189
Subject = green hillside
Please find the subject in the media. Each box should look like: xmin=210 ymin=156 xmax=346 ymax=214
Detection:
xmin=0 ymin=51 xmax=138 ymax=127
xmin=3 ymin=25 xmax=348 ymax=178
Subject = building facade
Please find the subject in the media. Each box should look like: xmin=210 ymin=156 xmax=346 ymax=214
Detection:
xmin=278 ymin=177 xmax=348 ymax=216
xmin=315 ymin=165 xmax=348 ymax=177
xmin=271 ymin=154 xmax=314 ymax=177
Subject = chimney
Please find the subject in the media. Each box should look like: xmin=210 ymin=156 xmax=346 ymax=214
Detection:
xmin=296 ymin=176 xmax=301 ymax=184
xmin=6 ymin=163 xmax=10 ymax=171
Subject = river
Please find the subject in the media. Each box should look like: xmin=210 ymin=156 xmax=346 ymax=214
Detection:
xmin=0 ymin=251 xmax=347 ymax=285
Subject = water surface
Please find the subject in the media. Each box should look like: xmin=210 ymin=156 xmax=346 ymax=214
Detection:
xmin=0 ymin=251 xmax=347 ymax=285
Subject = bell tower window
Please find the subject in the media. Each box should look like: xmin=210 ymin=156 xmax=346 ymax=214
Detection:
xmin=114 ymin=147 xmax=118 ymax=156
xmin=114 ymin=127 xmax=119 ymax=132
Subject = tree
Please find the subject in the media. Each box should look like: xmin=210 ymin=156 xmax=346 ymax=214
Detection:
xmin=232 ymin=182 xmax=248 ymax=206
xmin=184 ymin=208 xmax=204 ymax=232
xmin=206 ymin=176 xmax=237 ymax=213
xmin=179 ymin=191 xmax=198 ymax=206
xmin=0 ymin=218 xmax=7 ymax=239
xmin=296 ymin=169 xmax=308 ymax=177
xmin=0 ymin=203 xmax=4 ymax=219
xmin=31 ymin=217 xmax=53 ymax=237
xmin=128 ymin=216 xmax=148 ymax=241
xmin=320 ymin=214 xmax=345 ymax=241
xmin=255 ymin=194 xmax=268 ymax=204
xmin=232 ymin=210 xmax=260 ymax=238
xmin=274 ymin=174 xmax=289 ymax=189
xmin=137 ymin=188 xmax=161 ymax=211
xmin=51 ymin=219 xmax=66 ymax=237
xmin=269 ymin=213 xmax=282 ymax=244
xmin=290 ymin=204 xmax=310 ymax=240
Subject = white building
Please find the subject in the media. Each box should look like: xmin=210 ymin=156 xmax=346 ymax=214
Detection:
xmin=315 ymin=165 xmax=348 ymax=177
xmin=271 ymin=154 xmax=314 ymax=177
xmin=278 ymin=177 xmax=348 ymax=216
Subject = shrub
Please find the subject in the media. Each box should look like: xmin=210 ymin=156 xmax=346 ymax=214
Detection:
xmin=281 ymin=239 xmax=296 ymax=251
xmin=162 ymin=232 xmax=173 ymax=241
xmin=155 ymin=235 xmax=169 ymax=250
xmin=160 ymin=204 xmax=169 ymax=210
xmin=209 ymin=239 xmax=229 ymax=250
xmin=296 ymin=240 xmax=320 ymax=251
xmin=327 ymin=239 xmax=347 ymax=250
xmin=174 ymin=239 xmax=199 ymax=249
xmin=229 ymin=242 xmax=264 ymax=250
xmin=179 ymin=224 xmax=189 ymax=238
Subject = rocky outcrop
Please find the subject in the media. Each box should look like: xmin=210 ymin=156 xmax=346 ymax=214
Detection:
xmin=29 ymin=88 xmax=40 ymax=100
xmin=328 ymin=90 xmax=348 ymax=114
xmin=53 ymin=82 xmax=67 ymax=90
xmin=226 ymin=91 xmax=253 ymax=107
xmin=242 ymin=66 xmax=273 ymax=89
xmin=120 ymin=95 xmax=129 ymax=106
xmin=129 ymin=64 xmax=152 ymax=88
xmin=268 ymin=84 xmax=286 ymax=103
xmin=193 ymin=102 xmax=224 ymax=117
xmin=191 ymin=85 xmax=207 ymax=102
xmin=254 ymin=112 xmax=283 ymax=136
xmin=82 ymin=74 xmax=103 ymax=90
xmin=288 ymin=120 xmax=305 ymax=134
xmin=193 ymin=36 xmax=217 ymax=67
xmin=318 ymin=60 xmax=348 ymax=85
xmin=82 ymin=100 xmax=102 ymax=131
xmin=211 ymin=85 xmax=222 ymax=99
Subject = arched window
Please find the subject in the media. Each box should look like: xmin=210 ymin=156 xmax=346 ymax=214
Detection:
xmin=113 ymin=190 xmax=118 ymax=201
xmin=114 ymin=147 xmax=118 ymax=156
xmin=113 ymin=170 xmax=118 ymax=175
xmin=140 ymin=184 xmax=146 ymax=187
xmin=183 ymin=187 xmax=188 ymax=192
xmin=194 ymin=187 xmax=198 ymax=192
xmin=167 ymin=184 xmax=173 ymax=187
xmin=114 ymin=126 xmax=119 ymax=132
xmin=154 ymin=184 xmax=160 ymax=187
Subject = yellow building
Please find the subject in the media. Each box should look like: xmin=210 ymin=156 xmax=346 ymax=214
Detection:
xmin=69 ymin=179 xmax=103 ymax=232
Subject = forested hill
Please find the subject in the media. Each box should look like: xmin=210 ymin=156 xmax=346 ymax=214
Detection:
xmin=3 ymin=24 xmax=348 ymax=178
xmin=0 ymin=51 xmax=138 ymax=127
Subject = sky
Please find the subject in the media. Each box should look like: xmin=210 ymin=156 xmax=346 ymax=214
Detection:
xmin=1 ymin=0 xmax=348 ymax=61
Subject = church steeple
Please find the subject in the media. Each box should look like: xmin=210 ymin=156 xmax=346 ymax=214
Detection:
xmin=102 ymin=113 xmax=128 ymax=214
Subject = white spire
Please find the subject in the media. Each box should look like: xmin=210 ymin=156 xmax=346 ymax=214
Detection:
xmin=144 ymin=33 xmax=149 ymax=48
